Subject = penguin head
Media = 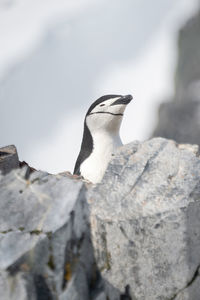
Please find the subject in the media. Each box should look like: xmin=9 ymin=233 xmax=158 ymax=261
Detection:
xmin=85 ymin=94 xmax=132 ymax=134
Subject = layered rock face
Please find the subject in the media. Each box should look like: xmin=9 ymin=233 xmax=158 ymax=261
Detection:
xmin=0 ymin=167 xmax=126 ymax=299
xmin=0 ymin=168 xmax=100 ymax=300
xmin=0 ymin=138 xmax=200 ymax=300
xmin=153 ymin=10 xmax=200 ymax=145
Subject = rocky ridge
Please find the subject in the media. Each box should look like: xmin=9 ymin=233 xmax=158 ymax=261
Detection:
xmin=0 ymin=138 xmax=200 ymax=300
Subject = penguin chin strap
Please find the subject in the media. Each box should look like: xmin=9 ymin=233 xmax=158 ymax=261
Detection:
xmin=88 ymin=111 xmax=123 ymax=117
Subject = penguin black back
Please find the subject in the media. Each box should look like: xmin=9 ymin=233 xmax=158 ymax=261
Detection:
xmin=73 ymin=121 xmax=93 ymax=175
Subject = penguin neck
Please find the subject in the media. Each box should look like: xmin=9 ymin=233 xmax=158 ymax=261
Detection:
xmin=91 ymin=128 xmax=122 ymax=152
xmin=80 ymin=127 xmax=122 ymax=183
xmin=76 ymin=117 xmax=123 ymax=183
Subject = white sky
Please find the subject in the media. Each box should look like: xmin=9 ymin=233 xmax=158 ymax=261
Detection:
xmin=0 ymin=0 xmax=94 ymax=78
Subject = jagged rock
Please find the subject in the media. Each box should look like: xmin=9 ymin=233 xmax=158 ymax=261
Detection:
xmin=0 ymin=167 xmax=119 ymax=300
xmin=153 ymin=10 xmax=200 ymax=146
xmin=1 ymin=138 xmax=200 ymax=300
xmin=0 ymin=145 xmax=19 ymax=175
xmin=89 ymin=138 xmax=200 ymax=300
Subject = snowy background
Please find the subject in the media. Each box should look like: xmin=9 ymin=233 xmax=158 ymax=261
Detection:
xmin=0 ymin=0 xmax=199 ymax=173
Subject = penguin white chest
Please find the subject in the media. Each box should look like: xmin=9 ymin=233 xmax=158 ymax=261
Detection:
xmin=80 ymin=132 xmax=122 ymax=184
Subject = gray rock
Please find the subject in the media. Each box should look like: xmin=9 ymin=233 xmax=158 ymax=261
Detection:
xmin=0 ymin=167 xmax=83 ymax=233
xmin=153 ymin=10 xmax=200 ymax=146
xmin=0 ymin=231 xmax=46 ymax=270
xmin=153 ymin=99 xmax=200 ymax=146
xmin=89 ymin=138 xmax=200 ymax=300
xmin=0 ymin=167 xmax=119 ymax=300
xmin=0 ymin=145 xmax=19 ymax=175
xmin=0 ymin=270 xmax=30 ymax=300
xmin=174 ymin=268 xmax=200 ymax=300
xmin=1 ymin=138 xmax=200 ymax=300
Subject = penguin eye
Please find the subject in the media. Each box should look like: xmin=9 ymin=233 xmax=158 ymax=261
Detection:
xmin=100 ymin=104 xmax=105 ymax=107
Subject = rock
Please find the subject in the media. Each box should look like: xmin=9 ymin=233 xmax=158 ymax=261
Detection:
xmin=174 ymin=267 xmax=200 ymax=300
xmin=0 ymin=145 xmax=19 ymax=175
xmin=89 ymin=138 xmax=200 ymax=300
xmin=152 ymin=10 xmax=200 ymax=146
xmin=0 ymin=167 xmax=119 ymax=300
xmin=1 ymin=138 xmax=200 ymax=300
xmin=19 ymin=161 xmax=36 ymax=173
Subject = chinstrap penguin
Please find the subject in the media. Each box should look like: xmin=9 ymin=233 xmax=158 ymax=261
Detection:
xmin=73 ymin=94 xmax=133 ymax=183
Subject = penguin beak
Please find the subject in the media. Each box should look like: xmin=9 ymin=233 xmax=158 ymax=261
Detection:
xmin=111 ymin=94 xmax=133 ymax=106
